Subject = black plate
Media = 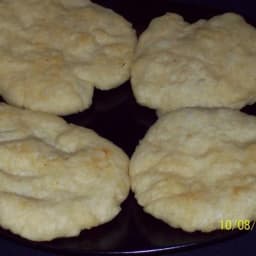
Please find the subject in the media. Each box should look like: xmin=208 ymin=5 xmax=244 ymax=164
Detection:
xmin=0 ymin=0 xmax=255 ymax=255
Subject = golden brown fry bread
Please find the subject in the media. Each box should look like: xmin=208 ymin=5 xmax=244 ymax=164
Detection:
xmin=0 ymin=0 xmax=136 ymax=115
xmin=0 ymin=103 xmax=129 ymax=241
xmin=130 ymin=108 xmax=256 ymax=232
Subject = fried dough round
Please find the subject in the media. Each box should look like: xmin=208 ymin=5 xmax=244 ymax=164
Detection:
xmin=0 ymin=104 xmax=129 ymax=241
xmin=0 ymin=0 xmax=136 ymax=115
xmin=130 ymin=108 xmax=256 ymax=232
xmin=131 ymin=13 xmax=256 ymax=113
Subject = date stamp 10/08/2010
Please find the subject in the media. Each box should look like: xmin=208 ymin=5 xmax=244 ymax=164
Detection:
xmin=220 ymin=219 xmax=256 ymax=231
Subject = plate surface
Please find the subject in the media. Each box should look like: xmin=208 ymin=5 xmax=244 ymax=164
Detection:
xmin=0 ymin=0 xmax=255 ymax=254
